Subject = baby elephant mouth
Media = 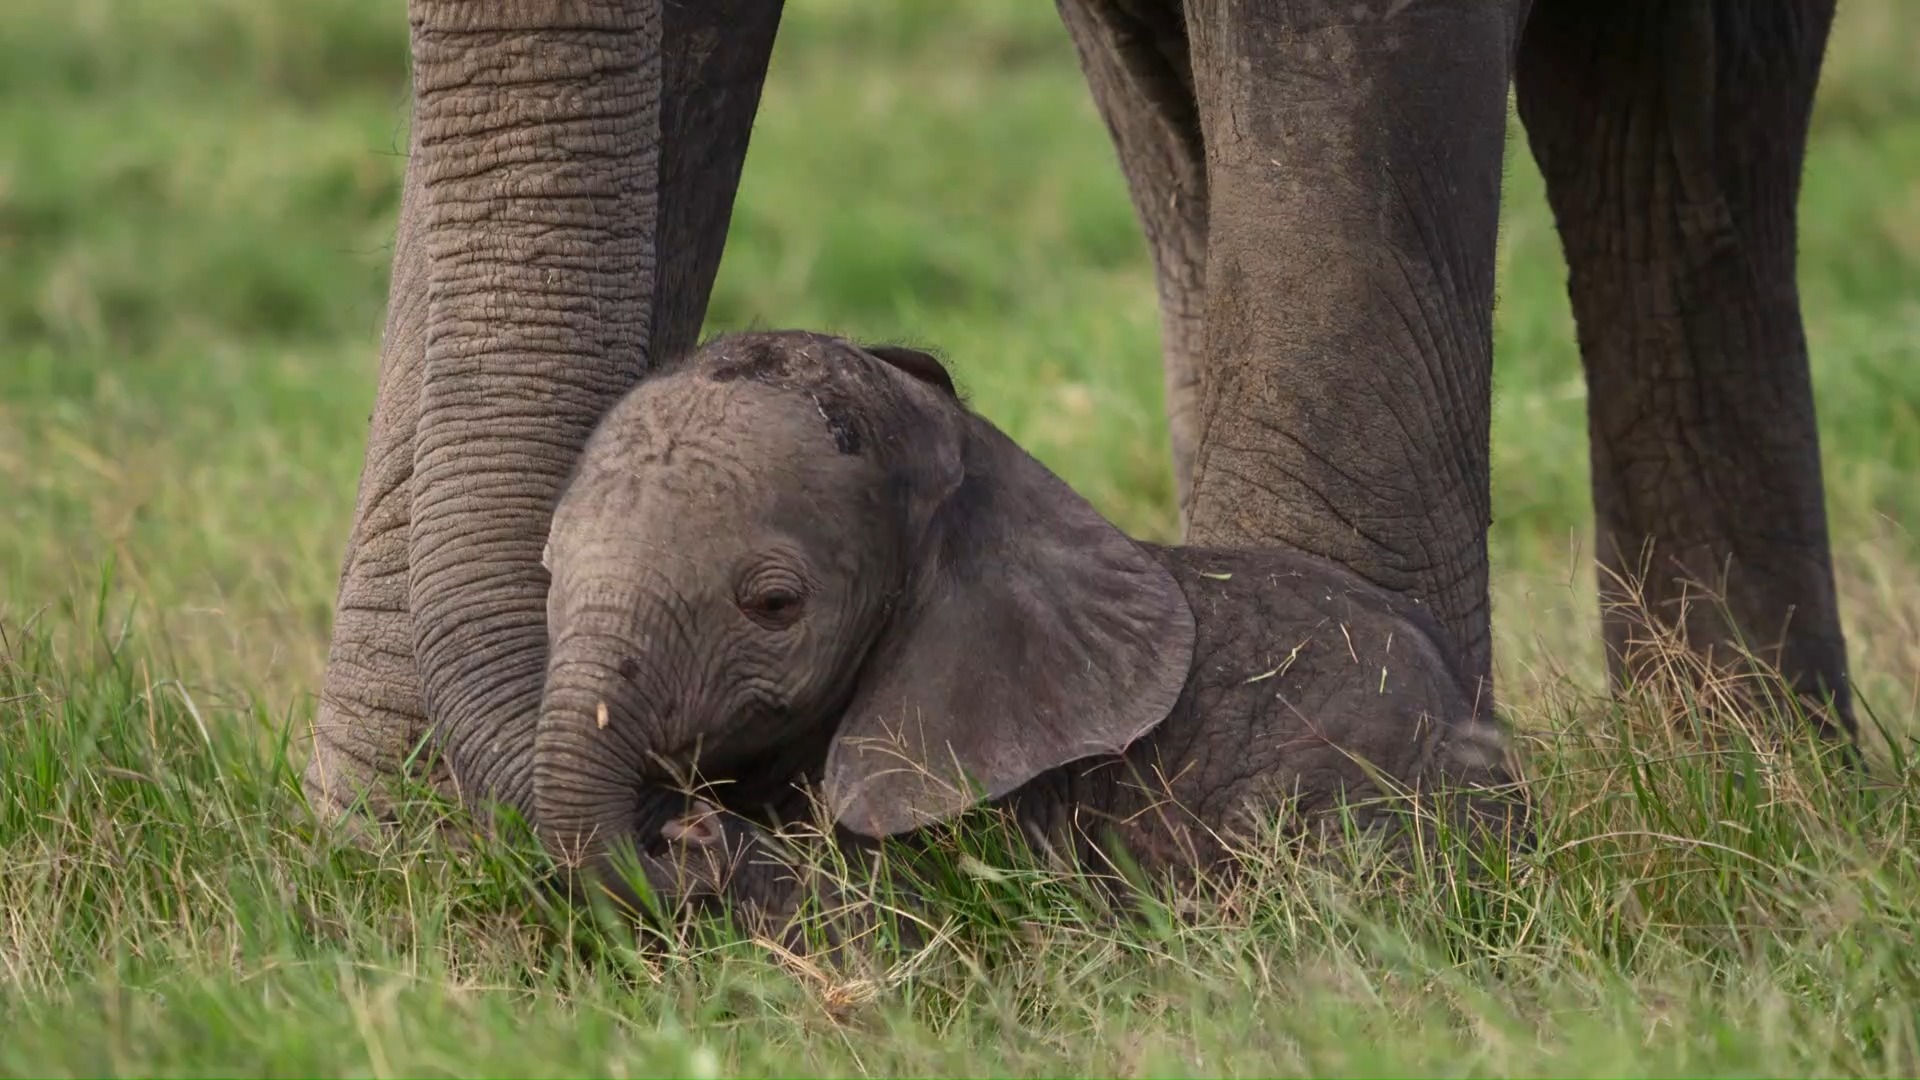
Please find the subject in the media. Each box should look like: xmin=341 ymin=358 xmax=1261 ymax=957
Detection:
xmin=629 ymin=784 xmax=699 ymax=856
xmin=553 ymin=786 xmax=710 ymax=913
xmin=585 ymin=795 xmax=780 ymax=920
xmin=658 ymin=798 xmax=730 ymax=848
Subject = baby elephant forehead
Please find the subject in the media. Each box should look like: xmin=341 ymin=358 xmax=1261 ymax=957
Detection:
xmin=637 ymin=343 xmax=897 ymax=448
xmin=700 ymin=333 xmax=820 ymax=383
xmin=695 ymin=330 xmax=912 ymax=399
xmin=697 ymin=328 xmax=856 ymax=379
xmin=579 ymin=374 xmax=733 ymax=463
xmin=573 ymin=377 xmax=885 ymax=502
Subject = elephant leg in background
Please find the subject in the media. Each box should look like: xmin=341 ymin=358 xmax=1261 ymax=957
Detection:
xmin=1176 ymin=0 xmax=1525 ymax=700
xmin=651 ymin=2 xmax=785 ymax=365
xmin=307 ymin=0 xmax=784 ymax=830
xmin=1515 ymin=1 xmax=1855 ymax=735
xmin=1056 ymin=0 xmax=1209 ymax=529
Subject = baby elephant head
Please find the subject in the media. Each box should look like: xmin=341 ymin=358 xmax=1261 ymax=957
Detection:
xmin=535 ymin=330 xmax=1196 ymax=872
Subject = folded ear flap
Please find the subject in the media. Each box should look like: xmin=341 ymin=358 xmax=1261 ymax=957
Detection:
xmin=823 ymin=412 xmax=1197 ymax=838
xmin=864 ymin=343 xmax=958 ymax=399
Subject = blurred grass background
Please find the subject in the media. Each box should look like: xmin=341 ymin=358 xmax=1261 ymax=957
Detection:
xmin=4 ymin=1 xmax=1919 ymax=709
xmin=3 ymin=2 xmax=1919 ymax=1075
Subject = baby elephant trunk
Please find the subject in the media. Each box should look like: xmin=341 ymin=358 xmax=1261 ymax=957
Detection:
xmin=533 ymin=612 xmax=683 ymax=895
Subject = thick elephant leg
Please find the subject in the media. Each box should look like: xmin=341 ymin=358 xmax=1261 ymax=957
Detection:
xmin=1056 ymin=0 xmax=1208 ymax=528
xmin=380 ymin=0 xmax=781 ymax=824
xmin=1179 ymin=1 xmax=1527 ymax=699
xmin=1516 ymin=1 xmax=1854 ymax=734
xmin=311 ymin=0 xmax=781 ymax=830
xmin=398 ymin=0 xmax=668 ymax=822
xmin=652 ymin=2 xmax=784 ymax=364
xmin=307 ymin=106 xmax=436 ymax=824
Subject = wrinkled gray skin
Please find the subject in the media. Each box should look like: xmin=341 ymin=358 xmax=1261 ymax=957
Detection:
xmin=540 ymin=331 xmax=1521 ymax=922
xmin=306 ymin=2 xmax=1854 ymax=857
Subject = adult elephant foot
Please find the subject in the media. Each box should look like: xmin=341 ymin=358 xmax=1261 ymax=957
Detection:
xmin=1516 ymin=0 xmax=1855 ymax=738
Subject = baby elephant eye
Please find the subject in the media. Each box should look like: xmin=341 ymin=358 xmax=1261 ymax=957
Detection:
xmin=738 ymin=577 xmax=807 ymax=630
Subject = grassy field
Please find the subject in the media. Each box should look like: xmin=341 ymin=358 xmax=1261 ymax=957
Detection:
xmin=4 ymin=2 xmax=1920 ymax=1074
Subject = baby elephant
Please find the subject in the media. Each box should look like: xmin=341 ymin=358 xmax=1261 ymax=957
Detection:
xmin=536 ymin=330 xmax=1525 ymax=925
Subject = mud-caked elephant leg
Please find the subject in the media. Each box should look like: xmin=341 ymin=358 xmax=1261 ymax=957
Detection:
xmin=1516 ymin=1 xmax=1854 ymax=735
xmin=1176 ymin=0 xmax=1529 ymax=701
xmin=1057 ymin=0 xmax=1209 ymax=529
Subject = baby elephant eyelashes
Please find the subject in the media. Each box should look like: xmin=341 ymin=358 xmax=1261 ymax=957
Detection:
xmin=742 ymin=588 xmax=803 ymax=628
xmin=737 ymin=568 xmax=809 ymax=630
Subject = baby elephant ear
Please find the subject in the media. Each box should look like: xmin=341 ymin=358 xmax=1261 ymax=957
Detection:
xmin=823 ymin=412 xmax=1197 ymax=838
xmin=864 ymin=344 xmax=958 ymax=398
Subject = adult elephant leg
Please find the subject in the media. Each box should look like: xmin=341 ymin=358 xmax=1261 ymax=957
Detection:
xmin=306 ymin=110 xmax=433 ymax=824
xmin=405 ymin=0 xmax=773 ymax=820
xmin=652 ymin=2 xmax=784 ymax=363
xmin=400 ymin=1 xmax=665 ymax=821
xmin=1515 ymin=1 xmax=1854 ymax=735
xmin=312 ymin=2 xmax=781 ymax=828
xmin=1181 ymin=1 xmax=1527 ymax=699
xmin=1057 ymin=0 xmax=1209 ymax=528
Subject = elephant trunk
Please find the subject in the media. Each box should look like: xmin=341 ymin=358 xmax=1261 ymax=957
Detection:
xmin=401 ymin=0 xmax=664 ymax=817
xmin=533 ymin=607 xmax=682 ymax=880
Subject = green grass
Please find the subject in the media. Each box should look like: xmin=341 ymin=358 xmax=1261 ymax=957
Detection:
xmin=4 ymin=1 xmax=1920 ymax=1074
